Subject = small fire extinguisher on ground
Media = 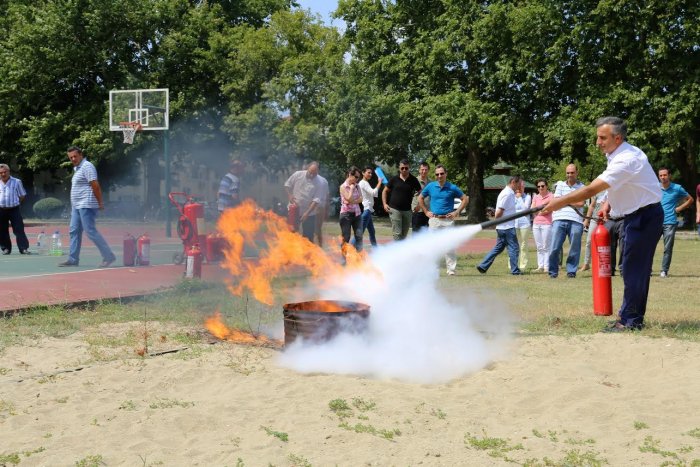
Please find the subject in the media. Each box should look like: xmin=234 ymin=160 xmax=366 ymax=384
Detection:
xmin=123 ymin=234 xmax=136 ymax=267
xmin=185 ymin=243 xmax=202 ymax=279
xmin=137 ymin=234 xmax=151 ymax=266
xmin=591 ymin=212 xmax=613 ymax=316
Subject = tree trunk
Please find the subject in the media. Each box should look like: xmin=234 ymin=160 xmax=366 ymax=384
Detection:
xmin=466 ymin=147 xmax=486 ymax=223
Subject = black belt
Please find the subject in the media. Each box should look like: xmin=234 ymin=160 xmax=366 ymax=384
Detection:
xmin=609 ymin=202 xmax=660 ymax=221
xmin=0 ymin=206 xmax=19 ymax=210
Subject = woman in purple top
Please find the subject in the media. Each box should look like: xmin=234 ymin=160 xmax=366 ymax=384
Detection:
xmin=530 ymin=178 xmax=553 ymax=272
xmin=339 ymin=166 xmax=364 ymax=256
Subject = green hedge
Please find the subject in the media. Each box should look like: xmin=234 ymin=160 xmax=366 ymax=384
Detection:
xmin=32 ymin=197 xmax=65 ymax=219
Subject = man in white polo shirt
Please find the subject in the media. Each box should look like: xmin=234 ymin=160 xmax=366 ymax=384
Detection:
xmin=548 ymin=164 xmax=585 ymax=278
xmin=477 ymin=175 xmax=522 ymax=275
xmin=59 ymin=146 xmax=116 ymax=268
xmin=542 ymin=117 xmax=662 ymax=332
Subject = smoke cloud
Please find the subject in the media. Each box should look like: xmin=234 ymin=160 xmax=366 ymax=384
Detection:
xmin=277 ymin=225 xmax=515 ymax=384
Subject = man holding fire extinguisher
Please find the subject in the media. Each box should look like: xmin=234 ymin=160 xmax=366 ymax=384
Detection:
xmin=541 ymin=117 xmax=663 ymax=332
xmin=285 ymin=161 xmax=324 ymax=242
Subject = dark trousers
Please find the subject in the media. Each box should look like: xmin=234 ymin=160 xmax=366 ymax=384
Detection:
xmin=0 ymin=206 xmax=29 ymax=253
xmin=604 ymin=218 xmax=625 ymax=275
xmin=412 ymin=211 xmax=429 ymax=232
xmin=618 ymin=203 xmax=663 ymax=328
xmin=299 ymin=215 xmax=316 ymax=242
xmin=339 ymin=212 xmax=362 ymax=252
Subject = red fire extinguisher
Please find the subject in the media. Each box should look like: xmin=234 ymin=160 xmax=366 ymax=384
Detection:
xmin=184 ymin=199 xmax=207 ymax=256
xmin=591 ymin=212 xmax=613 ymax=316
xmin=137 ymin=234 xmax=151 ymax=266
xmin=185 ymin=243 xmax=203 ymax=279
xmin=287 ymin=203 xmax=298 ymax=230
xmin=123 ymin=234 xmax=136 ymax=266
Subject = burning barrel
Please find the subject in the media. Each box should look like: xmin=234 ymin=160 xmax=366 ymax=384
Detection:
xmin=282 ymin=300 xmax=370 ymax=346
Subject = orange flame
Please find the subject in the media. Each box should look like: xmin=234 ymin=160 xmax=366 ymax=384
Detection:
xmin=204 ymin=312 xmax=282 ymax=348
xmin=215 ymin=199 xmax=381 ymax=305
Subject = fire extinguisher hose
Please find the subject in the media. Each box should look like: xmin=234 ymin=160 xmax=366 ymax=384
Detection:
xmin=177 ymin=217 xmax=195 ymax=243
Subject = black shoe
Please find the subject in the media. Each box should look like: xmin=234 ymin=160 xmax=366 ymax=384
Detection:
xmin=549 ymin=274 xmax=558 ymax=279
xmin=99 ymin=258 xmax=115 ymax=268
xmin=476 ymin=266 xmax=486 ymax=274
xmin=58 ymin=261 xmax=79 ymax=267
xmin=602 ymin=322 xmax=641 ymax=333
xmin=567 ymin=272 xmax=576 ymax=278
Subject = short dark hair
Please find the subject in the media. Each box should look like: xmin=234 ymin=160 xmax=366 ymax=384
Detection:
xmin=509 ymin=175 xmax=523 ymax=185
xmin=657 ymin=166 xmax=670 ymax=174
xmin=536 ymin=178 xmax=548 ymax=186
xmin=364 ymin=165 xmax=374 ymax=172
xmin=347 ymin=165 xmax=361 ymax=177
xmin=596 ymin=116 xmax=627 ymax=140
xmin=67 ymin=146 xmax=83 ymax=154
xmin=399 ymin=159 xmax=410 ymax=167
xmin=419 ymin=161 xmax=430 ymax=168
xmin=435 ymin=163 xmax=446 ymax=173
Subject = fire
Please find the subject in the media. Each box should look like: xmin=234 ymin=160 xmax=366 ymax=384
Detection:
xmin=204 ymin=312 xmax=282 ymax=348
xmin=215 ymin=199 xmax=381 ymax=305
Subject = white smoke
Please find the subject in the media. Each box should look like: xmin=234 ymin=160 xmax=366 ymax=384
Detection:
xmin=276 ymin=225 xmax=515 ymax=384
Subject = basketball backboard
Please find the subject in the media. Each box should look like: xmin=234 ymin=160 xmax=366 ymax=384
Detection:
xmin=109 ymin=88 xmax=169 ymax=131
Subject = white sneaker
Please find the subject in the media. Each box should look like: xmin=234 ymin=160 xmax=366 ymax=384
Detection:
xmin=447 ymin=270 xmax=455 ymax=276
xmin=660 ymin=271 xmax=667 ymax=278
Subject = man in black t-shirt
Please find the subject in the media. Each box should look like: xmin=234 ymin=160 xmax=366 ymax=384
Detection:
xmin=381 ymin=159 xmax=422 ymax=240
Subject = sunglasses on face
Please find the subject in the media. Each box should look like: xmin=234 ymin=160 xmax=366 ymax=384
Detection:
xmin=399 ymin=167 xmax=409 ymax=171
xmin=537 ymin=185 xmax=546 ymax=188
xmin=435 ymin=172 xmax=446 ymax=176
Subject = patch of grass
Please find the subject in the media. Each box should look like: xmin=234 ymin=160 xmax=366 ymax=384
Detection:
xmin=430 ymin=408 xmax=447 ymax=419
xmin=119 ymin=400 xmax=137 ymax=411
xmin=0 ymin=367 xmax=10 ymax=375
xmin=338 ymin=421 xmax=401 ymax=440
xmin=148 ymin=398 xmax=194 ymax=409
xmin=464 ymin=431 xmax=524 ymax=459
xmin=261 ymin=425 xmax=288 ymax=442
xmin=639 ymin=436 xmax=680 ymax=460
xmin=75 ymin=454 xmax=106 ymax=466
xmin=558 ymin=448 xmax=607 ymax=466
xmin=328 ymin=399 xmax=352 ymax=419
xmin=0 ymin=452 xmax=21 ymax=465
xmin=686 ymin=428 xmax=700 ymax=439
xmin=634 ymin=421 xmax=650 ymax=430
xmin=287 ymin=453 xmax=312 ymax=467
xmin=351 ymin=397 xmax=376 ymax=412
xmin=0 ymin=399 xmax=17 ymax=416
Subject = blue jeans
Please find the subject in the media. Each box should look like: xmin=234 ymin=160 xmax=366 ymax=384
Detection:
xmin=360 ymin=209 xmax=377 ymax=246
xmin=548 ymin=220 xmax=583 ymax=276
xmin=68 ymin=207 xmax=115 ymax=264
xmin=478 ymin=228 xmax=520 ymax=274
xmin=660 ymin=224 xmax=677 ymax=273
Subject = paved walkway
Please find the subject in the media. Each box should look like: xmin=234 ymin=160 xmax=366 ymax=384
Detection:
xmin=2 ymin=221 xmax=497 ymax=314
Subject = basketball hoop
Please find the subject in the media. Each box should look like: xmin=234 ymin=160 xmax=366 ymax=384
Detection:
xmin=119 ymin=121 xmax=143 ymax=144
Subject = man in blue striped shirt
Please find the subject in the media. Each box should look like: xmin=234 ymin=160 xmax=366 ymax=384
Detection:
xmin=58 ymin=147 xmax=116 ymax=267
xmin=0 ymin=164 xmax=30 ymax=254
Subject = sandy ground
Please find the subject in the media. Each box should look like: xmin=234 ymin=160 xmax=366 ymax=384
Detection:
xmin=2 ymin=330 xmax=700 ymax=466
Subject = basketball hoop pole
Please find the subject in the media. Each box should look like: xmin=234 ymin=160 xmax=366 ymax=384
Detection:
xmin=164 ymin=129 xmax=172 ymax=237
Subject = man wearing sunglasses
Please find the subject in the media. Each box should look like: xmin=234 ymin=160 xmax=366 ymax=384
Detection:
xmin=417 ymin=165 xmax=469 ymax=275
xmin=381 ymin=159 xmax=422 ymax=240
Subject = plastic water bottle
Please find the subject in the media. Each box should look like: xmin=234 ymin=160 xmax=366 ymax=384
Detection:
xmin=50 ymin=230 xmax=62 ymax=256
xmin=36 ymin=230 xmax=46 ymax=255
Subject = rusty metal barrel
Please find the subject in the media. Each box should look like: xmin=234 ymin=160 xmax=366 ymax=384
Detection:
xmin=282 ymin=300 xmax=370 ymax=346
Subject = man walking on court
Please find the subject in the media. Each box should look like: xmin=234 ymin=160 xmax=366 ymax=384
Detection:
xmin=657 ymin=167 xmax=693 ymax=277
xmin=477 ymin=175 xmax=522 ymax=275
xmin=0 ymin=164 xmax=31 ymax=255
xmin=418 ymin=164 xmax=468 ymax=275
xmin=217 ymin=160 xmax=244 ymax=216
xmin=59 ymin=147 xmax=116 ymax=268
xmin=542 ymin=117 xmax=662 ymax=332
